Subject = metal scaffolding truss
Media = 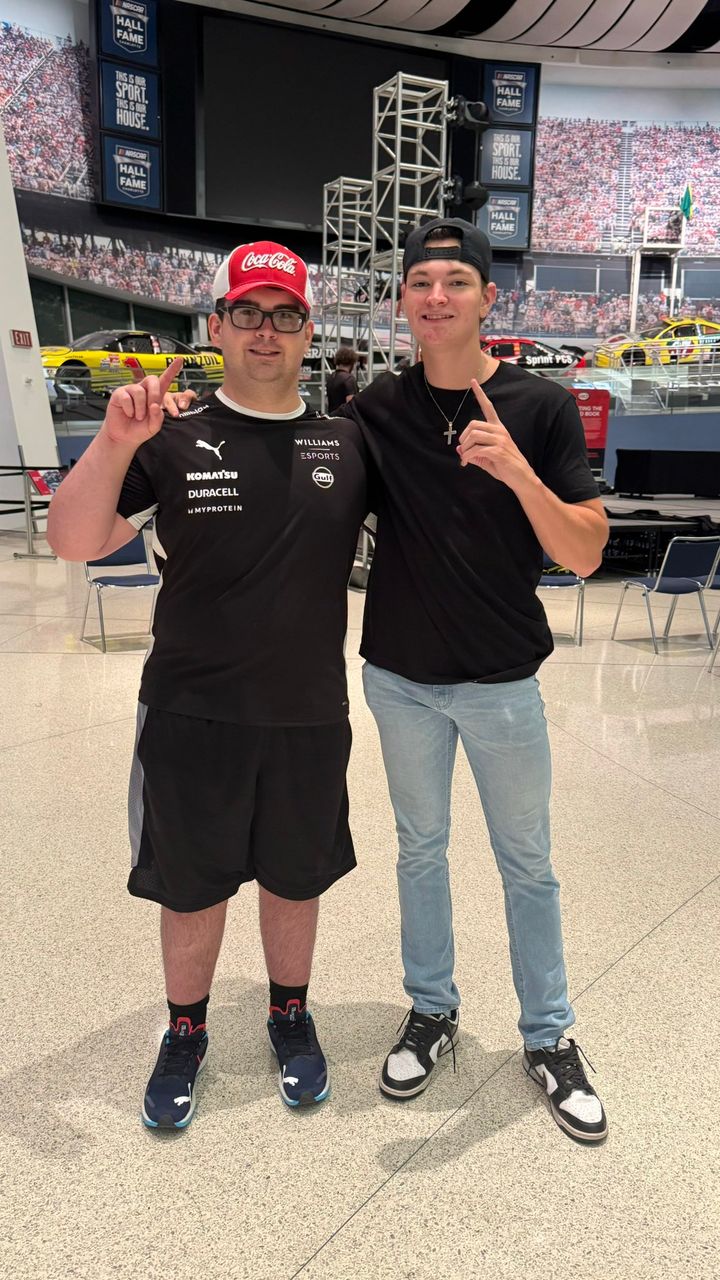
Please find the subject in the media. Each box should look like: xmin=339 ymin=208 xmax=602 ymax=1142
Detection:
xmin=319 ymin=176 xmax=373 ymax=410
xmin=319 ymin=74 xmax=450 ymax=400
xmin=629 ymin=203 xmax=686 ymax=330
xmin=368 ymin=73 xmax=449 ymax=378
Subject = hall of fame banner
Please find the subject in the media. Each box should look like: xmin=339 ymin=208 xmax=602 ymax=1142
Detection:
xmin=477 ymin=193 xmax=531 ymax=250
xmin=481 ymin=64 xmax=538 ymax=127
xmin=102 ymin=135 xmax=161 ymax=208
xmin=99 ymin=0 xmax=158 ymax=68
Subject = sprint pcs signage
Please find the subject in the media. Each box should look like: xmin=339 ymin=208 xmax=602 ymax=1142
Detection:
xmin=97 ymin=0 xmax=163 ymax=209
xmin=477 ymin=62 xmax=539 ymax=251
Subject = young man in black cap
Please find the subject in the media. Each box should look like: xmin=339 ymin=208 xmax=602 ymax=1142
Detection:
xmin=48 ymin=242 xmax=369 ymax=1128
xmin=348 ymin=218 xmax=610 ymax=1142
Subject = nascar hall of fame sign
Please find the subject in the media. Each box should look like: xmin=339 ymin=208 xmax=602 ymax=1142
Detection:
xmin=480 ymin=129 xmax=533 ymax=188
xmin=477 ymin=192 xmax=531 ymax=250
xmin=482 ymin=64 xmax=538 ymax=127
xmin=101 ymin=61 xmax=160 ymax=138
xmin=99 ymin=0 xmax=158 ymax=67
xmin=102 ymin=134 xmax=161 ymax=208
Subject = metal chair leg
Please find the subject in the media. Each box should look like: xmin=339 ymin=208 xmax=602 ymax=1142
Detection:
xmin=643 ymin=591 xmax=659 ymax=654
xmin=81 ymin=586 xmax=92 ymax=644
xmin=96 ymin=587 xmax=107 ymax=653
xmin=708 ymin=632 xmax=720 ymax=673
xmin=574 ymin=584 xmax=585 ymax=645
xmin=698 ymin=591 xmax=714 ymax=648
xmin=611 ymin=584 xmax=629 ymax=639
xmin=712 ymin=603 xmax=720 ymax=640
xmin=663 ymin=595 xmax=679 ymax=638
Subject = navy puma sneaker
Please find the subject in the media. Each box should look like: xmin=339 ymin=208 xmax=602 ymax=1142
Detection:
xmin=142 ymin=1017 xmax=208 ymax=1130
xmin=267 ymin=1000 xmax=330 ymax=1107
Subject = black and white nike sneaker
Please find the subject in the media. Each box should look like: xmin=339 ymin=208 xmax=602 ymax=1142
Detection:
xmin=380 ymin=1008 xmax=459 ymax=1099
xmin=142 ymin=1017 xmax=208 ymax=1130
xmin=523 ymin=1036 xmax=608 ymax=1143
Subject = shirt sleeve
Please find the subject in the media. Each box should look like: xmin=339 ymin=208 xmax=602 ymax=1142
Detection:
xmin=117 ymin=451 xmax=159 ymax=529
xmin=538 ymin=396 xmax=600 ymax=504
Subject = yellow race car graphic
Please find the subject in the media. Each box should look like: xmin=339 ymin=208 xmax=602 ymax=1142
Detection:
xmin=41 ymin=329 xmax=223 ymax=394
xmin=594 ymin=318 xmax=720 ymax=367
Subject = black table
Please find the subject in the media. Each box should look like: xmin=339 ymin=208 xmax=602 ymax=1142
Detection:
xmin=615 ymin=450 xmax=720 ymax=498
xmin=604 ymin=517 xmax=701 ymax=576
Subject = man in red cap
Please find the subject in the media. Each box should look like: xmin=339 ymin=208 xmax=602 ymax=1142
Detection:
xmin=48 ymin=242 xmax=369 ymax=1128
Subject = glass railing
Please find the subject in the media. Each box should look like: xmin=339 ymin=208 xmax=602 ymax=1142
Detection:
xmin=531 ymin=357 xmax=720 ymax=416
xmin=47 ymin=346 xmax=720 ymax=433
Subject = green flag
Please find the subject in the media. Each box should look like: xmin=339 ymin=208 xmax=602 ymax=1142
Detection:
xmin=680 ymin=184 xmax=694 ymax=221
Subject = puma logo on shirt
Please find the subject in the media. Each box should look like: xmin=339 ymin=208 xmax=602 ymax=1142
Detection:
xmin=196 ymin=439 xmax=225 ymax=461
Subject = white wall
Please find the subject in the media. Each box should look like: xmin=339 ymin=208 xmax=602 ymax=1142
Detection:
xmin=0 ymin=121 xmax=58 ymax=529
xmin=539 ymin=83 xmax=720 ymax=124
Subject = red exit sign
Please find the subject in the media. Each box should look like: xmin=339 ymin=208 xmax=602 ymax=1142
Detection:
xmin=11 ymin=329 xmax=33 ymax=348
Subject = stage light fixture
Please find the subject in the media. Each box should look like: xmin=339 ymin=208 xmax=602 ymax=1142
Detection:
xmin=443 ymin=177 xmax=489 ymax=211
xmin=446 ymin=97 xmax=489 ymax=130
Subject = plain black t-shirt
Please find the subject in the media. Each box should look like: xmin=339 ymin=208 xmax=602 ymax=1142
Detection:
xmin=116 ymin=392 xmax=368 ymax=725
xmin=341 ymin=360 xmax=599 ymax=685
xmin=326 ymin=369 xmax=358 ymax=413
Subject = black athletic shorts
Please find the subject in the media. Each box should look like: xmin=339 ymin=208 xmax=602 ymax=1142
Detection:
xmin=127 ymin=704 xmax=355 ymax=912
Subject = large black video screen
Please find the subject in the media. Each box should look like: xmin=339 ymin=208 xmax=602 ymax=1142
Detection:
xmin=203 ymin=16 xmax=448 ymax=229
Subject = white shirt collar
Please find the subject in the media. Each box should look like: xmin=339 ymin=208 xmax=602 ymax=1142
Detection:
xmin=216 ymin=389 xmax=306 ymax=420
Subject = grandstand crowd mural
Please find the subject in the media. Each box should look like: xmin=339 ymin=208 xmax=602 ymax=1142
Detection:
xmin=4 ymin=11 xmax=720 ymax=341
xmin=1 ymin=20 xmax=94 ymax=199
xmin=22 ymin=223 xmax=720 ymax=339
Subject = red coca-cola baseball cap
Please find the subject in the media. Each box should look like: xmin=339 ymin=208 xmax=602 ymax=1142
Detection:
xmin=213 ymin=241 xmax=313 ymax=312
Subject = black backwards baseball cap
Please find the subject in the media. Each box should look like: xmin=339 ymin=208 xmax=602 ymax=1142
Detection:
xmin=402 ymin=218 xmax=492 ymax=284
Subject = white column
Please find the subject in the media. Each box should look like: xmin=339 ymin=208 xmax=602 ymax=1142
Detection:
xmin=0 ymin=119 xmax=58 ymax=529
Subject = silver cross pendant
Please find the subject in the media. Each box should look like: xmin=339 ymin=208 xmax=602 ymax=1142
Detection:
xmin=444 ymin=421 xmax=456 ymax=445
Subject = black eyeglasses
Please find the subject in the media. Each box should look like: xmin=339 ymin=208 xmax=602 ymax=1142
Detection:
xmin=218 ymin=304 xmax=308 ymax=333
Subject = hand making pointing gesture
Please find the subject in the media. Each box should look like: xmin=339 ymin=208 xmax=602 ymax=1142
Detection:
xmin=456 ymin=379 xmax=535 ymax=491
xmin=104 ymin=357 xmax=185 ymax=448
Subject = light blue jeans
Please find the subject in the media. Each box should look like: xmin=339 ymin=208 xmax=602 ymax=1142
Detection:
xmin=362 ymin=662 xmax=575 ymax=1049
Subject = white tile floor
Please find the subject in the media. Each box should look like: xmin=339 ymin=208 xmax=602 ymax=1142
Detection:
xmin=1 ymin=530 xmax=719 ymax=1280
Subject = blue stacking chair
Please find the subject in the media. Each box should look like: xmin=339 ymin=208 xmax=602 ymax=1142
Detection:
xmin=538 ymin=554 xmax=585 ymax=645
xmin=611 ymin=535 xmax=720 ymax=654
xmin=81 ymin=527 xmax=160 ymax=652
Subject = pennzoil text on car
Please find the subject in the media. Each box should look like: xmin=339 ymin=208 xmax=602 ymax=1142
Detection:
xmin=40 ymin=330 xmax=224 ymax=397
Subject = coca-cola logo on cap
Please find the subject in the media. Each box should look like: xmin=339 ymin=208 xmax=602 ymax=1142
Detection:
xmin=241 ymin=251 xmax=297 ymax=276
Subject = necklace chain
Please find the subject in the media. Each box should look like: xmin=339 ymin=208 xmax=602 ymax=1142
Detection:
xmin=423 ymin=373 xmax=474 ymax=445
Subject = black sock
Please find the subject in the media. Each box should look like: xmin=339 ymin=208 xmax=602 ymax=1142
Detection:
xmin=168 ymin=994 xmax=209 ymax=1033
xmin=269 ymin=981 xmax=308 ymax=1019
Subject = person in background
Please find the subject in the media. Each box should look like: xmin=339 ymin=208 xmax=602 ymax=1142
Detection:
xmin=326 ymin=345 xmax=359 ymax=411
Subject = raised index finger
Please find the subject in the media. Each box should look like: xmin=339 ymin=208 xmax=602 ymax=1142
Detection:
xmin=158 ymin=357 xmax=185 ymax=396
xmin=471 ymin=378 xmax=501 ymax=424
